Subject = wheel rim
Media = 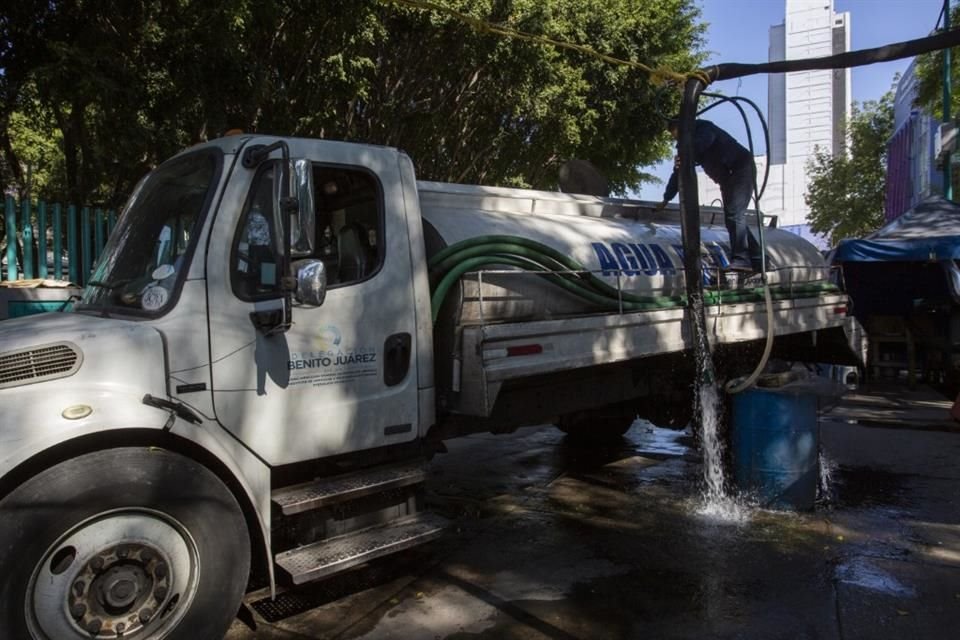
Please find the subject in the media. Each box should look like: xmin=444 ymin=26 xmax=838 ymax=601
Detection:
xmin=26 ymin=509 xmax=200 ymax=639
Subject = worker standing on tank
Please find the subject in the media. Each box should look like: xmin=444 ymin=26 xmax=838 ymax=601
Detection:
xmin=657 ymin=118 xmax=759 ymax=273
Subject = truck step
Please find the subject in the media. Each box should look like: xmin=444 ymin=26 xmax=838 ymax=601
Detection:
xmin=275 ymin=513 xmax=448 ymax=585
xmin=272 ymin=461 xmax=427 ymax=516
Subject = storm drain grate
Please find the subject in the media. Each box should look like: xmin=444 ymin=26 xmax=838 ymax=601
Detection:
xmin=250 ymin=559 xmax=413 ymax=622
xmin=0 ymin=342 xmax=81 ymax=389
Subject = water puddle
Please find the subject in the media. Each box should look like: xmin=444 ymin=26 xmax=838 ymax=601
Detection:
xmin=834 ymin=466 xmax=907 ymax=508
xmin=835 ymin=557 xmax=916 ymax=597
xmin=630 ymin=419 xmax=690 ymax=458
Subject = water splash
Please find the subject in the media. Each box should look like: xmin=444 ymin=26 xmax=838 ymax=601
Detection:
xmin=817 ymin=450 xmax=837 ymax=504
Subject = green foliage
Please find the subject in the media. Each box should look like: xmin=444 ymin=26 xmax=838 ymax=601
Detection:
xmin=912 ymin=5 xmax=960 ymax=121
xmin=0 ymin=0 xmax=704 ymax=205
xmin=805 ymin=87 xmax=895 ymax=245
xmin=7 ymin=82 xmax=63 ymax=198
xmin=912 ymin=5 xmax=960 ymax=196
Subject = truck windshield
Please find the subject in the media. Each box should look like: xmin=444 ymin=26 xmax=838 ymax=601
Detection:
xmin=76 ymin=149 xmax=221 ymax=315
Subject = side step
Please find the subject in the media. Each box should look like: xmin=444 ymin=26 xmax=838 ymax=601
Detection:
xmin=272 ymin=461 xmax=427 ymax=516
xmin=275 ymin=513 xmax=449 ymax=585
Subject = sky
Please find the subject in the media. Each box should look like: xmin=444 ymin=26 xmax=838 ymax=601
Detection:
xmin=635 ymin=0 xmax=949 ymax=201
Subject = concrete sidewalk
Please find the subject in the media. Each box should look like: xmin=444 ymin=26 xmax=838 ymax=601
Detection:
xmin=228 ymin=386 xmax=960 ymax=640
xmin=822 ymin=380 xmax=957 ymax=431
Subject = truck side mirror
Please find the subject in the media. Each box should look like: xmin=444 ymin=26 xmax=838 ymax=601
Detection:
xmin=291 ymin=159 xmax=316 ymax=257
xmin=295 ymin=259 xmax=327 ymax=306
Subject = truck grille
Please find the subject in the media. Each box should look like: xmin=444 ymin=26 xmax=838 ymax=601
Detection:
xmin=0 ymin=342 xmax=82 ymax=389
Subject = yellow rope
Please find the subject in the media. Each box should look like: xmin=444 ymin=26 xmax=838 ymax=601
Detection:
xmin=377 ymin=0 xmax=711 ymax=86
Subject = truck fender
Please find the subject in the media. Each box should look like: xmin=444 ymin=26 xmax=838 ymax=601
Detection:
xmin=0 ymin=393 xmax=276 ymax=597
xmin=164 ymin=414 xmax=275 ymax=595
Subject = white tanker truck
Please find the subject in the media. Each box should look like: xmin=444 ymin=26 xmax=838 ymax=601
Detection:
xmin=0 ymin=135 xmax=855 ymax=639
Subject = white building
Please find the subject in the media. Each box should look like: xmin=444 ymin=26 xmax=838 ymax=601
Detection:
xmin=698 ymin=0 xmax=851 ymax=239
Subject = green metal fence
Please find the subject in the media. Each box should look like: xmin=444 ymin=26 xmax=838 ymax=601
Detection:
xmin=3 ymin=196 xmax=118 ymax=286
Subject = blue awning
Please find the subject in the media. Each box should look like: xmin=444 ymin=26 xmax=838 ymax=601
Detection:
xmin=833 ymin=196 xmax=960 ymax=262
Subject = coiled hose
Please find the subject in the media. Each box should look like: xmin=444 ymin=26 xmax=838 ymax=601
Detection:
xmin=698 ymin=93 xmax=775 ymax=394
xmin=428 ymin=234 xmax=836 ymax=324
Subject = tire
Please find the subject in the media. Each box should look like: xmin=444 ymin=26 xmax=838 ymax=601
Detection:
xmin=556 ymin=416 xmax=632 ymax=442
xmin=642 ymin=404 xmax=693 ymax=429
xmin=0 ymin=447 xmax=250 ymax=640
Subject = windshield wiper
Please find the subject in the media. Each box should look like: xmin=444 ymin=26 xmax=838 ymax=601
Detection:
xmin=84 ymin=279 xmax=137 ymax=317
xmin=86 ymin=278 xmax=133 ymax=292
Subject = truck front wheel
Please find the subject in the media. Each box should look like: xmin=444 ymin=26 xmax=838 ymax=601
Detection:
xmin=556 ymin=415 xmax=632 ymax=442
xmin=0 ymin=447 xmax=250 ymax=640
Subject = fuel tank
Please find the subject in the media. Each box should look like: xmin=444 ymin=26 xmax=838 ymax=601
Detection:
xmin=418 ymin=181 xmax=829 ymax=327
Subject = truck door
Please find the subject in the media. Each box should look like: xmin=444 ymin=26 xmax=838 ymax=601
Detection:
xmin=206 ymin=141 xmax=420 ymax=465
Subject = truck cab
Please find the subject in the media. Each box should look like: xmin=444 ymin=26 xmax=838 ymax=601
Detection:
xmin=0 ymin=136 xmax=442 ymax=640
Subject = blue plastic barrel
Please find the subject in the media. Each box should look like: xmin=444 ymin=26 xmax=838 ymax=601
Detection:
xmin=731 ymin=386 xmax=819 ymax=510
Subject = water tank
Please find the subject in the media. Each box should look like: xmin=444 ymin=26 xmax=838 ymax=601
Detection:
xmin=418 ymin=181 xmax=830 ymax=327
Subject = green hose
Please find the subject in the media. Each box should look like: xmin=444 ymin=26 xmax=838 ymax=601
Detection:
xmin=428 ymin=235 xmax=838 ymax=323
xmin=429 ymin=235 xmax=678 ymax=304
xmin=431 ymin=254 xmax=681 ymax=322
xmin=430 ymin=241 xmax=684 ymax=306
xmin=430 ymin=243 xmax=576 ymax=290
xmin=709 ymin=282 xmax=838 ymax=305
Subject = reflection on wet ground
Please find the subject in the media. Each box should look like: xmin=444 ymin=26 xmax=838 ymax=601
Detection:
xmin=835 ymin=557 xmax=917 ymax=597
xmin=629 ymin=419 xmax=693 ymax=459
xmin=229 ymin=416 xmax=960 ymax=640
xmin=833 ymin=465 xmax=908 ymax=508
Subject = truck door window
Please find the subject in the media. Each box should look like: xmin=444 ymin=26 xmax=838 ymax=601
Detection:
xmin=309 ymin=166 xmax=383 ymax=288
xmin=232 ymin=165 xmax=281 ymax=300
xmin=231 ymin=163 xmax=383 ymax=300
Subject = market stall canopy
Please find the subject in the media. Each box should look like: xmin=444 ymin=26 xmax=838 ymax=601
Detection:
xmin=834 ymin=196 xmax=960 ymax=262
xmin=831 ymin=196 xmax=960 ymax=320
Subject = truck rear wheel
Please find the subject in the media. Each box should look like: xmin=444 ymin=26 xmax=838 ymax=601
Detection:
xmin=556 ymin=415 xmax=632 ymax=442
xmin=0 ymin=447 xmax=250 ymax=640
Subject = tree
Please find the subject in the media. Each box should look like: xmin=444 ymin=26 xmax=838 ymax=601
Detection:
xmin=805 ymin=87 xmax=895 ymax=245
xmin=912 ymin=4 xmax=960 ymax=195
xmin=1 ymin=0 xmax=705 ymax=206
xmin=912 ymin=4 xmax=960 ymax=121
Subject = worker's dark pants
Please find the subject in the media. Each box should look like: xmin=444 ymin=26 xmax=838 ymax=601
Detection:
xmin=720 ymin=160 xmax=758 ymax=266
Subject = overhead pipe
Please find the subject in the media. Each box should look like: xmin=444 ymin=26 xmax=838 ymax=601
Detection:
xmin=704 ymin=26 xmax=960 ymax=82
xmin=674 ymin=23 xmax=960 ymax=392
xmin=676 ymin=75 xmax=717 ymax=392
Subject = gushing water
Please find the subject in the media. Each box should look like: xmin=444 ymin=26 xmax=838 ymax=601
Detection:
xmin=694 ymin=381 xmax=752 ymax=524
xmin=698 ymin=382 xmax=726 ymax=503
xmin=690 ymin=296 xmax=752 ymax=524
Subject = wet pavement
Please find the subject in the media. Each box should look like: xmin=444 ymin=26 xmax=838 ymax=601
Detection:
xmin=227 ymin=385 xmax=960 ymax=640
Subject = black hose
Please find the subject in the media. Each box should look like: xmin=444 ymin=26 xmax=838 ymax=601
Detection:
xmin=652 ymin=86 xmax=773 ymax=279
xmin=700 ymin=93 xmax=771 ymax=204
xmin=707 ymin=26 xmax=960 ymax=82
xmin=699 ymin=92 xmax=771 ymax=279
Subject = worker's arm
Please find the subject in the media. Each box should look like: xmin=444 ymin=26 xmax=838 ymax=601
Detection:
xmin=659 ymin=152 xmax=683 ymax=207
xmin=661 ymin=122 xmax=719 ymax=207
xmin=661 ymin=170 xmax=679 ymax=205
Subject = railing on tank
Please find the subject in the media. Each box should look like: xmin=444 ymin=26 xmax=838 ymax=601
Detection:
xmin=463 ymin=262 xmax=836 ymax=327
xmin=2 ymin=196 xmax=118 ymax=286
